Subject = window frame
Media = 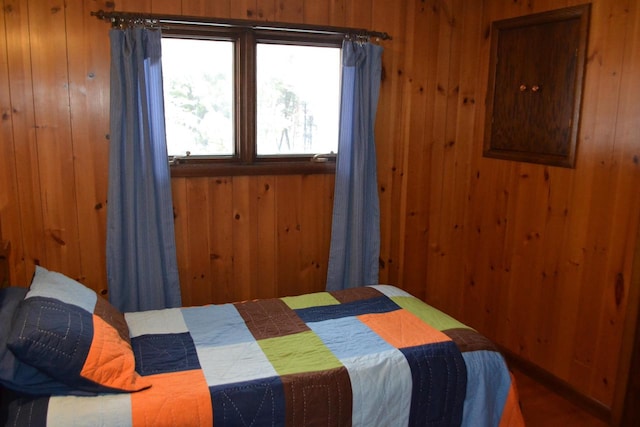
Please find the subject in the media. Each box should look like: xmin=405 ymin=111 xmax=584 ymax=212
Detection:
xmin=162 ymin=25 xmax=343 ymax=177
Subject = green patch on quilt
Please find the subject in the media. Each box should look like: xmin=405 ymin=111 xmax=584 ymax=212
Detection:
xmin=392 ymin=296 xmax=471 ymax=331
xmin=281 ymin=292 xmax=340 ymax=310
xmin=259 ymin=331 xmax=342 ymax=375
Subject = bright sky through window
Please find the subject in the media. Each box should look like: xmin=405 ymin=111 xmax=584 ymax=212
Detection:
xmin=161 ymin=38 xmax=341 ymax=158
xmin=256 ymin=44 xmax=341 ymax=156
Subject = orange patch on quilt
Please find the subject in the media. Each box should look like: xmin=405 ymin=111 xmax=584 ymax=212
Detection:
xmin=498 ymin=373 xmax=526 ymax=427
xmin=131 ymin=370 xmax=213 ymax=427
xmin=359 ymin=309 xmax=451 ymax=348
xmin=81 ymin=315 xmax=151 ymax=391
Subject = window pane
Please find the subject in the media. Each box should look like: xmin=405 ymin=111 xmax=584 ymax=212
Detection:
xmin=161 ymin=38 xmax=234 ymax=156
xmin=257 ymin=44 xmax=340 ymax=156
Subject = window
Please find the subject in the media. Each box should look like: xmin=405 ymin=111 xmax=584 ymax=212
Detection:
xmin=161 ymin=27 xmax=343 ymax=176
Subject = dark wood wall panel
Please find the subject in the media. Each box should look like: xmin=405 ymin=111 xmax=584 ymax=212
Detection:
xmin=1 ymin=0 xmax=639 ymax=419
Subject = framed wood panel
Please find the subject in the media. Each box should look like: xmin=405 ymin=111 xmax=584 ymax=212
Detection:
xmin=484 ymin=4 xmax=591 ymax=168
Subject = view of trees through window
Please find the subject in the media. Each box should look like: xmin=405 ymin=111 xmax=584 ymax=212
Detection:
xmin=162 ymin=38 xmax=234 ymax=156
xmin=256 ymin=44 xmax=340 ymax=156
xmin=161 ymin=37 xmax=341 ymax=159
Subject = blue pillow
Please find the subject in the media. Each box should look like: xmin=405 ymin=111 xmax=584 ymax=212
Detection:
xmin=7 ymin=267 xmax=150 ymax=393
xmin=0 ymin=287 xmax=89 ymax=396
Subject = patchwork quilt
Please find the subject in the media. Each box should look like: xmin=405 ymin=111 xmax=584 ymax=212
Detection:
xmin=2 ymin=285 xmax=524 ymax=426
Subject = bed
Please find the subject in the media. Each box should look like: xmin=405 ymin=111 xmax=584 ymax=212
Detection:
xmin=1 ymin=265 xmax=524 ymax=426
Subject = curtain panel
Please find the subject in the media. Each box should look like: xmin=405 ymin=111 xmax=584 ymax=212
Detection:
xmin=326 ymin=41 xmax=383 ymax=291
xmin=107 ymin=28 xmax=182 ymax=312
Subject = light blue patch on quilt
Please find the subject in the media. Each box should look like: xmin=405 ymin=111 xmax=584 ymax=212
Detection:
xmin=198 ymin=341 xmax=278 ymax=387
xmin=306 ymin=316 xmax=394 ymax=359
xmin=125 ymin=308 xmax=188 ymax=337
xmin=27 ymin=266 xmax=97 ymax=313
xmin=342 ymin=349 xmax=412 ymax=427
xmin=369 ymin=284 xmax=413 ymax=298
xmin=47 ymin=393 xmax=133 ymax=427
xmin=460 ymin=350 xmax=511 ymax=427
xmin=182 ymin=304 xmax=255 ymax=347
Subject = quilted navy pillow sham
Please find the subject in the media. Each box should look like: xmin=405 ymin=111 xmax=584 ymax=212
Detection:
xmin=0 ymin=286 xmax=89 ymax=396
xmin=7 ymin=266 xmax=150 ymax=393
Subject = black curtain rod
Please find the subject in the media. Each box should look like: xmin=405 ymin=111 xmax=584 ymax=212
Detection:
xmin=90 ymin=10 xmax=392 ymax=41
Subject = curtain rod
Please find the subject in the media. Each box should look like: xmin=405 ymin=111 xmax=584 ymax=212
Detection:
xmin=90 ymin=10 xmax=392 ymax=41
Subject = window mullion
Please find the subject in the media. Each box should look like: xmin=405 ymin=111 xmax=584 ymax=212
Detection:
xmin=236 ymin=30 xmax=256 ymax=163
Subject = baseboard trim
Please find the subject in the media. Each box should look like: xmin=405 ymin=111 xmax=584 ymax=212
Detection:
xmin=499 ymin=346 xmax=612 ymax=424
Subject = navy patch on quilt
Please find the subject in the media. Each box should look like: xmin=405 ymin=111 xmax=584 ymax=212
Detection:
xmin=132 ymin=332 xmax=200 ymax=376
xmin=1 ymin=393 xmax=49 ymax=427
xmin=295 ymin=296 xmax=401 ymax=323
xmin=210 ymin=376 xmax=285 ymax=426
xmin=401 ymin=341 xmax=467 ymax=427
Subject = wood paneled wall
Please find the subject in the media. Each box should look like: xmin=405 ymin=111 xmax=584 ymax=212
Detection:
xmin=399 ymin=0 xmax=640 ymax=415
xmin=0 ymin=0 xmax=638 ymax=418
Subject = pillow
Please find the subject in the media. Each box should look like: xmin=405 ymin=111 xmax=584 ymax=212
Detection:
xmin=7 ymin=267 xmax=151 ymax=393
xmin=0 ymin=287 xmax=90 ymax=396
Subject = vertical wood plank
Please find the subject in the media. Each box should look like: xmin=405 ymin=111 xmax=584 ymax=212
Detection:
xmin=400 ymin=0 xmax=441 ymax=301
xmin=232 ymin=176 xmax=258 ymax=300
xmin=185 ymin=178 xmax=213 ymax=305
xmin=275 ymin=175 xmax=303 ymax=297
xmin=2 ymin=0 xmax=45 ymax=285
xmin=171 ymin=178 xmax=191 ymax=305
xmin=275 ymin=0 xmax=302 ymax=22
xmin=29 ymin=0 xmax=82 ymax=278
xmin=208 ymin=177 xmax=235 ymax=303
xmin=230 ymin=0 xmax=258 ymax=20
xmin=302 ymin=0 xmax=329 ymax=25
xmin=181 ymin=0 xmax=230 ymax=18
xmin=256 ymin=0 xmax=277 ymax=21
xmin=372 ymin=0 xmax=407 ymax=286
xmin=65 ymin=0 xmax=112 ymax=293
xmin=255 ymin=176 xmax=277 ymax=298
xmin=610 ymin=0 xmax=640 ymax=416
xmin=0 ymin=0 xmax=24 ymax=284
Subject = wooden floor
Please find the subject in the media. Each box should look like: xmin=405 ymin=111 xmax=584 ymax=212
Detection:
xmin=511 ymin=367 xmax=610 ymax=427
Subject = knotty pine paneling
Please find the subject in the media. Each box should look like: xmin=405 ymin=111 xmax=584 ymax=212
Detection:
xmin=1 ymin=0 xmax=639 ymax=419
xmin=401 ymin=0 xmax=640 ymax=415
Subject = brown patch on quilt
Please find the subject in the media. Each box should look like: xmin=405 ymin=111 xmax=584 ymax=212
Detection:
xmin=282 ymin=366 xmax=353 ymax=426
xmin=94 ymin=297 xmax=131 ymax=345
xmin=330 ymin=286 xmax=382 ymax=303
xmin=235 ymin=298 xmax=309 ymax=340
xmin=443 ymin=328 xmax=498 ymax=353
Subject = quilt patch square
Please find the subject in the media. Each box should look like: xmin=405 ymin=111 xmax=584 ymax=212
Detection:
xmin=392 ymin=296 xmax=468 ymax=331
xmin=401 ymin=341 xmax=467 ymax=427
xmin=280 ymin=292 xmax=340 ymax=310
xmin=132 ymin=332 xmax=200 ymax=376
xmin=281 ymin=367 xmax=352 ymax=426
xmin=329 ymin=286 xmax=383 ymax=303
xmin=131 ymin=370 xmax=212 ymax=427
xmin=125 ymin=308 xmax=188 ymax=338
xmin=306 ymin=316 xmax=393 ymax=359
xmin=182 ymin=304 xmax=255 ymax=347
xmin=197 ymin=341 xmax=278 ymax=387
xmin=47 ymin=393 xmax=132 ymax=426
xmin=341 ymin=350 xmax=412 ymax=427
xmin=359 ymin=309 xmax=451 ymax=348
xmin=444 ymin=328 xmax=498 ymax=353
xmin=210 ymin=376 xmax=285 ymax=427
xmin=259 ymin=331 xmax=342 ymax=376
xmin=296 ymin=296 xmax=400 ymax=323
xmin=235 ymin=298 xmax=309 ymax=340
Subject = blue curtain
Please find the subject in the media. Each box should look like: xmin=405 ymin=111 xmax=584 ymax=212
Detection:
xmin=326 ymin=40 xmax=383 ymax=291
xmin=107 ymin=28 xmax=182 ymax=312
